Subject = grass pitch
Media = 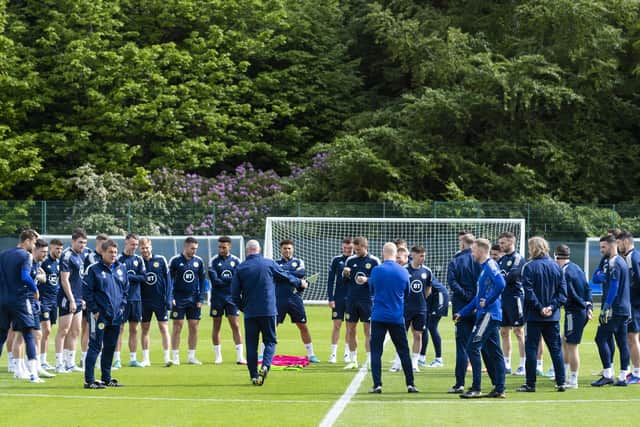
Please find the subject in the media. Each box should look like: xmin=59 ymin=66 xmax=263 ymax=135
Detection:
xmin=0 ymin=307 xmax=637 ymax=426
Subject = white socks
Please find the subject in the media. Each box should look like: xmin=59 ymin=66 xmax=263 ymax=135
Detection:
xmin=305 ymin=343 xmax=315 ymax=357
xmin=504 ymin=357 xmax=511 ymax=369
xmin=519 ymin=357 xmax=526 ymax=368
xmin=142 ymin=349 xmax=150 ymax=362
xmin=188 ymin=349 xmax=196 ymax=360
xmin=130 ymin=352 xmax=137 ymax=362
xmin=114 ymin=351 xmax=121 ymax=363
xmin=235 ymin=344 xmax=244 ymax=361
xmin=603 ymin=367 xmax=613 ymax=379
xmin=330 ymin=344 xmax=338 ymax=356
xmin=164 ymin=350 xmax=170 ymax=364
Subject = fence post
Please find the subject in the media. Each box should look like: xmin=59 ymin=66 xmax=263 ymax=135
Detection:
xmin=382 ymin=202 xmax=386 ymax=218
xmin=41 ymin=200 xmax=47 ymax=233
xmin=612 ymin=203 xmax=616 ymax=228
xmin=127 ymin=201 xmax=132 ymax=232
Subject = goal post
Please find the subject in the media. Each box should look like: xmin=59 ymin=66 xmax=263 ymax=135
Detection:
xmin=264 ymin=217 xmax=526 ymax=304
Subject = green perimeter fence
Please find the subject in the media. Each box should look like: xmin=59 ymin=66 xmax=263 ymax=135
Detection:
xmin=1 ymin=200 xmax=639 ymax=240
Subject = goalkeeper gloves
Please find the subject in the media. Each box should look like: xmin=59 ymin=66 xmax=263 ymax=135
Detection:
xmin=599 ymin=303 xmax=612 ymax=325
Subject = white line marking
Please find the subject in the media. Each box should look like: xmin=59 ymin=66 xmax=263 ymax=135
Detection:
xmin=0 ymin=393 xmax=331 ymax=404
xmin=318 ymin=335 xmax=390 ymax=427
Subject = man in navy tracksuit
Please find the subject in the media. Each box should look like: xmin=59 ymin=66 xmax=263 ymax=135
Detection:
xmin=447 ymin=231 xmax=481 ymax=393
xmin=617 ymin=231 xmax=640 ymax=384
xmin=517 ymin=236 xmax=567 ymax=392
xmin=327 ymin=238 xmax=354 ymax=363
xmin=454 ymin=238 xmax=506 ymax=398
xmin=591 ymin=234 xmax=631 ymax=387
xmin=368 ymin=242 xmax=418 ymax=394
xmin=83 ymin=239 xmax=129 ymax=389
xmin=231 ymin=240 xmax=304 ymax=385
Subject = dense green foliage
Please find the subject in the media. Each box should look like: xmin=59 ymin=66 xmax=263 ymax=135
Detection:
xmin=2 ymin=0 xmax=640 ymax=205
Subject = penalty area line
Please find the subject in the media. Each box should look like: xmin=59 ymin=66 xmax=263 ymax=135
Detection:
xmin=349 ymin=398 xmax=640 ymax=405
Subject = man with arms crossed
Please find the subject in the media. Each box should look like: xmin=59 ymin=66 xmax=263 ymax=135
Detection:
xmin=327 ymin=238 xmax=353 ymax=363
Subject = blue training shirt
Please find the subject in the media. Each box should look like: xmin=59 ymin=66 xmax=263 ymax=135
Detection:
xmin=142 ymin=255 xmax=171 ymax=310
xmin=624 ymin=248 xmax=640 ymax=307
xmin=602 ymin=254 xmax=631 ymax=316
xmin=405 ymin=264 xmax=435 ymax=313
xmin=275 ymin=257 xmax=306 ymax=299
xmin=208 ymin=253 xmax=241 ymax=293
xmin=0 ymin=247 xmax=37 ymax=304
xmin=498 ymin=251 xmax=524 ymax=296
xmin=562 ymin=261 xmax=592 ymax=312
xmin=39 ymin=254 xmax=60 ymax=305
xmin=60 ymin=247 xmax=85 ymax=301
xmin=119 ymin=253 xmax=146 ymax=302
xmin=327 ymin=254 xmax=350 ymax=302
xmin=370 ymin=260 xmax=410 ymax=325
xmin=345 ymin=253 xmax=381 ymax=302
xmin=169 ymin=254 xmax=206 ymax=305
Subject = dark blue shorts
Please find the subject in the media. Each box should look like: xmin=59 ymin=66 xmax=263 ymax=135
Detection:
xmin=171 ymin=304 xmax=202 ymax=321
xmin=500 ymin=293 xmax=524 ymax=327
xmin=40 ymin=302 xmax=58 ymax=325
xmin=58 ymin=294 xmax=83 ymax=317
xmin=405 ymin=311 xmax=427 ymax=332
xmin=277 ymin=296 xmax=307 ymax=324
xmin=331 ymin=297 xmax=347 ymax=321
xmin=564 ymin=309 xmax=588 ymax=344
xmin=346 ymin=299 xmax=371 ymax=323
xmin=210 ymin=290 xmax=239 ymax=318
xmin=142 ymin=305 xmax=169 ymax=323
xmin=628 ymin=306 xmax=640 ymax=333
xmin=124 ymin=301 xmax=143 ymax=323
xmin=1 ymin=300 xmax=39 ymax=331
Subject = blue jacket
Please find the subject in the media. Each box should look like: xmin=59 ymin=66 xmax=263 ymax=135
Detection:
xmin=369 ymin=260 xmax=410 ymax=324
xmin=327 ymin=254 xmax=350 ymax=302
xmin=83 ymin=260 xmax=129 ymax=325
xmin=562 ymin=261 xmax=592 ymax=312
xmin=142 ymin=255 xmax=171 ymax=310
xmin=498 ymin=251 xmax=524 ymax=296
xmin=602 ymin=255 xmax=631 ymax=316
xmin=448 ymin=248 xmax=482 ymax=314
xmin=459 ymin=258 xmax=505 ymax=322
xmin=231 ymin=254 xmax=299 ymax=318
xmin=624 ymin=248 xmax=640 ymax=307
xmin=522 ymin=256 xmax=567 ymax=322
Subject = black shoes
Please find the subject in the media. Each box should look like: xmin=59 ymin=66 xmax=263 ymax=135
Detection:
xmin=84 ymin=380 xmax=106 ymax=389
xmin=407 ymin=385 xmax=419 ymax=393
xmin=459 ymin=389 xmax=483 ymax=399
xmin=256 ymin=366 xmax=268 ymax=386
xmin=369 ymin=385 xmax=382 ymax=394
xmin=486 ymin=389 xmax=506 ymax=398
xmin=516 ymin=384 xmax=536 ymax=392
xmin=591 ymin=376 xmax=614 ymax=387
xmin=447 ymin=385 xmax=464 ymax=394
xmin=105 ymin=378 xmax=124 ymax=387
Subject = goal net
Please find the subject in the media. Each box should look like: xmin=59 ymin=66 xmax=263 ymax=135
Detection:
xmin=264 ymin=217 xmax=526 ymax=304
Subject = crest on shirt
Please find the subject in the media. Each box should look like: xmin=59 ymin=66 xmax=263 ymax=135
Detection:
xmin=172 ymin=311 xmax=178 ymax=318
xmin=365 ymin=263 xmax=371 ymax=269
xmin=230 ymin=261 xmax=236 ymax=267
xmin=193 ymin=261 xmax=199 ymax=268
xmin=153 ymin=262 xmax=159 ymax=268
xmin=102 ymin=272 xmax=107 ymax=278
xmin=292 ymin=262 xmax=298 ymax=268
xmin=43 ymin=311 xmax=50 ymax=319
xmin=98 ymin=323 xmax=105 ymax=330
xmin=421 ymin=273 xmax=427 ymax=280
xmin=133 ymin=260 xmax=139 ymax=267
xmin=212 ymin=309 xmax=218 ymax=316
xmin=117 ymin=269 xmax=123 ymax=277
xmin=507 ymin=260 xmax=512 ymax=267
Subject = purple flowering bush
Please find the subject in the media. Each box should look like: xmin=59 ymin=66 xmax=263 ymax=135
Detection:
xmin=150 ymin=163 xmax=285 ymax=236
